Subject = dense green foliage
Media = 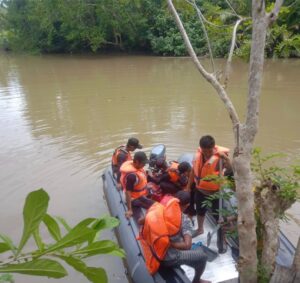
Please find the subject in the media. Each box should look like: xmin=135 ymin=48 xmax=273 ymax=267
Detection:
xmin=0 ymin=189 xmax=124 ymax=283
xmin=0 ymin=0 xmax=299 ymax=58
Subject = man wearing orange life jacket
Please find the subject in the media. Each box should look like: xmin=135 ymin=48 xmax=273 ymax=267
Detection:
xmin=188 ymin=135 xmax=232 ymax=236
xmin=147 ymin=161 xmax=192 ymax=195
xmin=120 ymin=151 xmax=154 ymax=219
xmin=139 ymin=191 xmax=210 ymax=283
xmin=111 ymin=137 xmax=143 ymax=187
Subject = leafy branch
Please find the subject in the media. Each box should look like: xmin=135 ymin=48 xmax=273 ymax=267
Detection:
xmin=0 ymin=189 xmax=124 ymax=283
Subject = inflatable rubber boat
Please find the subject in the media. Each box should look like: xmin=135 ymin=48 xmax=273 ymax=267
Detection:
xmin=102 ymin=145 xmax=296 ymax=283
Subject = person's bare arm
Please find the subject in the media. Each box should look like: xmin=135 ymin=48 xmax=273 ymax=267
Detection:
xmin=186 ymin=170 xmax=194 ymax=192
xmin=218 ymin=152 xmax=232 ymax=171
xmin=170 ymin=234 xmax=192 ymax=250
xmin=125 ymin=191 xmax=133 ymax=219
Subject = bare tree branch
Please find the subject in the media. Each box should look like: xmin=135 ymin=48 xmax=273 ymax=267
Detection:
xmin=223 ymin=18 xmax=244 ymax=88
xmin=225 ymin=0 xmax=239 ymax=17
xmin=268 ymin=0 xmax=285 ymax=25
xmin=185 ymin=0 xmax=215 ymax=73
xmin=186 ymin=0 xmax=238 ymax=27
xmin=167 ymin=0 xmax=240 ymax=127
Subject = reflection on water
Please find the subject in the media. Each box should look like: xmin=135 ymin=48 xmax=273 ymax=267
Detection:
xmin=0 ymin=54 xmax=299 ymax=282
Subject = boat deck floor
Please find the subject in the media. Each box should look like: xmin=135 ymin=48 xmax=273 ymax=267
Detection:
xmin=182 ymin=218 xmax=239 ymax=283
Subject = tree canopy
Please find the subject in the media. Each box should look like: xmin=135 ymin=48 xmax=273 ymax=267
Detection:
xmin=0 ymin=0 xmax=299 ymax=58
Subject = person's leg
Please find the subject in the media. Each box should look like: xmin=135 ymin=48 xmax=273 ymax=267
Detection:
xmin=162 ymin=248 xmax=209 ymax=283
xmin=184 ymin=184 xmax=196 ymax=217
xmin=194 ymin=190 xmax=207 ymax=235
xmin=160 ymin=181 xmax=179 ymax=195
xmin=211 ymin=196 xmax=219 ymax=221
xmin=132 ymin=196 xmax=154 ymax=209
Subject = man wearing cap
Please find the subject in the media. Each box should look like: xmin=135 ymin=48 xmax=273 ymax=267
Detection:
xmin=147 ymin=161 xmax=192 ymax=195
xmin=111 ymin=137 xmax=143 ymax=187
xmin=120 ymin=151 xmax=154 ymax=218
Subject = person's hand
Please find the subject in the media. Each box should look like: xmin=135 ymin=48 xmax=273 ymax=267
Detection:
xmin=125 ymin=210 xmax=133 ymax=219
xmin=218 ymin=151 xmax=229 ymax=160
xmin=116 ymin=183 xmax=122 ymax=191
xmin=146 ymin=170 xmax=152 ymax=177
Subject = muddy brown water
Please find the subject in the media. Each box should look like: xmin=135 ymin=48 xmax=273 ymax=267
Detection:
xmin=0 ymin=54 xmax=299 ymax=282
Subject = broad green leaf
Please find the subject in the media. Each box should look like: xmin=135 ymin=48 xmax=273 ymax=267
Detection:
xmin=74 ymin=218 xmax=96 ymax=229
xmin=55 ymin=216 xmax=71 ymax=232
xmin=72 ymin=240 xmax=120 ymax=257
xmin=85 ymin=267 xmax=107 ymax=283
xmin=33 ymin=229 xmax=44 ymax=252
xmin=92 ymin=217 xmax=119 ymax=231
xmin=0 ymin=234 xmax=16 ymax=256
xmin=56 ymin=255 xmax=87 ymax=273
xmin=0 ymin=243 xmax=10 ymax=254
xmin=0 ymin=273 xmax=14 ymax=283
xmin=17 ymin=189 xmax=49 ymax=255
xmin=56 ymin=256 xmax=107 ymax=283
xmin=108 ymin=248 xmax=126 ymax=258
xmin=39 ymin=226 xmax=95 ymax=256
xmin=0 ymin=259 xmax=67 ymax=278
xmin=43 ymin=214 xmax=61 ymax=242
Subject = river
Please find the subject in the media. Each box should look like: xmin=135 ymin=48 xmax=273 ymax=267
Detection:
xmin=0 ymin=54 xmax=299 ymax=282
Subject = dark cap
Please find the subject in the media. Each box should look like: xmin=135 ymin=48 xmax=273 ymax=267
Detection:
xmin=133 ymin=151 xmax=149 ymax=164
xmin=127 ymin=137 xmax=143 ymax=149
xmin=178 ymin=161 xmax=191 ymax=174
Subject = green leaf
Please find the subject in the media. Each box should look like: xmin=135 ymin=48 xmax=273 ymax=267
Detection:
xmin=0 ymin=234 xmax=16 ymax=256
xmin=73 ymin=218 xmax=96 ymax=229
xmin=0 ymin=273 xmax=14 ymax=283
xmin=33 ymin=229 xmax=44 ymax=252
xmin=56 ymin=256 xmax=107 ymax=283
xmin=56 ymin=255 xmax=86 ymax=273
xmin=107 ymin=248 xmax=126 ymax=257
xmin=55 ymin=216 xmax=71 ymax=232
xmin=40 ymin=225 xmax=95 ymax=255
xmin=43 ymin=214 xmax=62 ymax=241
xmin=0 ymin=243 xmax=10 ymax=254
xmin=0 ymin=259 xmax=67 ymax=279
xmin=85 ymin=267 xmax=107 ymax=283
xmin=72 ymin=240 xmax=121 ymax=258
xmin=92 ymin=217 xmax=119 ymax=231
xmin=17 ymin=189 xmax=49 ymax=255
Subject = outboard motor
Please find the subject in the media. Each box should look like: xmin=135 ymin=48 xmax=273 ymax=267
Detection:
xmin=149 ymin=144 xmax=167 ymax=174
xmin=177 ymin=153 xmax=194 ymax=166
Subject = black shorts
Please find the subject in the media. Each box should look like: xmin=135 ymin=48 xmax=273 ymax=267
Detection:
xmin=194 ymin=189 xmax=219 ymax=219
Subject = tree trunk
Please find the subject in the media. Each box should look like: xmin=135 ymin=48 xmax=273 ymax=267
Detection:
xmin=167 ymin=0 xmax=284 ymax=282
xmin=233 ymin=125 xmax=258 ymax=283
xmin=258 ymin=187 xmax=280 ymax=277
xmin=270 ymin=237 xmax=300 ymax=283
xmin=256 ymin=183 xmax=299 ymax=278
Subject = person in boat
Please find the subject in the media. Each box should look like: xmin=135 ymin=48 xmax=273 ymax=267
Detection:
xmin=147 ymin=161 xmax=192 ymax=195
xmin=120 ymin=151 xmax=154 ymax=219
xmin=111 ymin=137 xmax=143 ymax=187
xmin=139 ymin=191 xmax=210 ymax=283
xmin=188 ymin=135 xmax=232 ymax=236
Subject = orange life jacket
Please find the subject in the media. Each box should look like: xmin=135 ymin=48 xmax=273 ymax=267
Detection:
xmin=138 ymin=195 xmax=181 ymax=274
xmin=111 ymin=145 xmax=131 ymax=167
xmin=193 ymin=145 xmax=230 ymax=192
xmin=167 ymin=161 xmax=180 ymax=183
xmin=120 ymin=161 xmax=147 ymax=199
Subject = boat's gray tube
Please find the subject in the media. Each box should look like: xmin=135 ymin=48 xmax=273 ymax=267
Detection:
xmin=102 ymin=168 xmax=191 ymax=283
